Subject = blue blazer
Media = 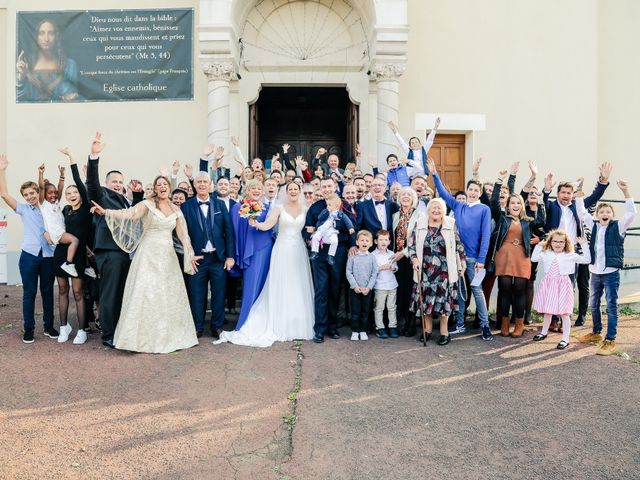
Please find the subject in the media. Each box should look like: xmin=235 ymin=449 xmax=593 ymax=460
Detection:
xmin=181 ymin=195 xmax=235 ymax=262
xmin=356 ymin=198 xmax=399 ymax=249
xmin=544 ymin=181 xmax=608 ymax=236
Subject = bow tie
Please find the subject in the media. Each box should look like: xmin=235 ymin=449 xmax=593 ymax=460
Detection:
xmin=374 ymin=200 xmax=386 ymax=206
xmin=198 ymin=200 xmax=210 ymax=206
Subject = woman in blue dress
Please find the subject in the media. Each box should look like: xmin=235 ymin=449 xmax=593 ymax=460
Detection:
xmin=231 ymin=179 xmax=274 ymax=329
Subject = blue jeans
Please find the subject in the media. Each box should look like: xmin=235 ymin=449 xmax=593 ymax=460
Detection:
xmin=456 ymin=257 xmax=489 ymax=328
xmin=589 ymin=270 xmax=620 ymax=340
xmin=18 ymin=250 xmax=55 ymax=331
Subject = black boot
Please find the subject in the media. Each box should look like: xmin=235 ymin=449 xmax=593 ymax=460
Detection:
xmin=404 ymin=316 xmax=416 ymax=337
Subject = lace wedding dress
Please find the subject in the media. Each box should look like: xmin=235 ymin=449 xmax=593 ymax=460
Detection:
xmin=216 ymin=207 xmax=315 ymax=347
xmin=107 ymin=200 xmax=199 ymax=353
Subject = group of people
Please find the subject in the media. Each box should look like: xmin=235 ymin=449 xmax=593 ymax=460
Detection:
xmin=0 ymin=122 xmax=635 ymax=356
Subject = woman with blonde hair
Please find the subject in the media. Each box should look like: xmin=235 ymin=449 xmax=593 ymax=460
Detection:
xmin=230 ymin=179 xmax=274 ymax=329
xmin=489 ymin=170 xmax=546 ymax=338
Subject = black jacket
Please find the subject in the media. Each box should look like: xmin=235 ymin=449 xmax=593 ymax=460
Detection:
xmin=86 ymin=156 xmax=143 ymax=252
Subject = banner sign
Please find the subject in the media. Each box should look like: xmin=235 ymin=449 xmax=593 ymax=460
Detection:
xmin=16 ymin=9 xmax=193 ymax=103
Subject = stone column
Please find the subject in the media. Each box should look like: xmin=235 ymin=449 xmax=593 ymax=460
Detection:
xmin=202 ymin=62 xmax=237 ymax=160
xmin=371 ymin=63 xmax=404 ymax=167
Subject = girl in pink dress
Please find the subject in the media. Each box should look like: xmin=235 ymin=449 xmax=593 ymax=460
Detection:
xmin=531 ymin=230 xmax=591 ymax=349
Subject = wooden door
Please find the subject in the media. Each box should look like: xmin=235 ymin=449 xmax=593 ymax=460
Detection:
xmin=426 ymin=134 xmax=465 ymax=194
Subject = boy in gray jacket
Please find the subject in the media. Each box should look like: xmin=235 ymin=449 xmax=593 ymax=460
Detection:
xmin=346 ymin=230 xmax=378 ymax=341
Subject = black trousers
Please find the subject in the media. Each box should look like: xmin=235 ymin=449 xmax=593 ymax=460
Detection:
xmin=395 ymin=256 xmax=413 ymax=330
xmin=577 ymin=263 xmax=590 ymax=319
xmin=312 ymin=244 xmax=348 ymax=336
xmin=95 ymin=250 xmax=130 ymax=342
xmin=350 ymin=290 xmax=373 ymax=332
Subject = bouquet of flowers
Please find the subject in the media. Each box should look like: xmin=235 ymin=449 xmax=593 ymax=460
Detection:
xmin=238 ymin=198 xmax=263 ymax=219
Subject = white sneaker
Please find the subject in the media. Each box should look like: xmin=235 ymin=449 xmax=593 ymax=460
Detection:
xmin=84 ymin=267 xmax=97 ymax=279
xmin=61 ymin=262 xmax=79 ymax=277
xmin=359 ymin=331 xmax=368 ymax=341
xmin=58 ymin=323 xmax=72 ymax=343
xmin=350 ymin=332 xmax=359 ymax=341
xmin=72 ymin=330 xmax=88 ymax=345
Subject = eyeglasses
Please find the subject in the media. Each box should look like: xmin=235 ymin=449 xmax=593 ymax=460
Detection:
xmin=303 ymin=192 xmax=313 ymax=196
xmin=551 ymin=240 xmax=566 ymax=244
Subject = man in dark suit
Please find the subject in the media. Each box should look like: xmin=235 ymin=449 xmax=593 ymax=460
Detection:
xmin=305 ymin=177 xmax=356 ymax=343
xmin=85 ymin=132 xmax=143 ymax=348
xmin=182 ymin=170 xmax=235 ymax=337
xmin=356 ymin=176 xmax=399 ymax=250
xmin=212 ymin=176 xmax=238 ymax=314
xmin=542 ymin=161 xmax=611 ymax=326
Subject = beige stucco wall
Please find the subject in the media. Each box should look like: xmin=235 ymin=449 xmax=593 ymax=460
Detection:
xmin=1 ymin=0 xmax=207 ymax=279
xmin=399 ymin=0 xmax=602 ymax=192
xmin=0 ymin=3 xmax=7 ymax=153
xmin=598 ymin=0 xmax=640 ymax=199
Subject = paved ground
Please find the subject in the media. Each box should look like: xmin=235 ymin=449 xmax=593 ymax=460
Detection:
xmin=1 ymin=284 xmax=639 ymax=480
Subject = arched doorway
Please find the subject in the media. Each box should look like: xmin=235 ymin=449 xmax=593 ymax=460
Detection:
xmin=198 ymin=0 xmax=408 ymax=168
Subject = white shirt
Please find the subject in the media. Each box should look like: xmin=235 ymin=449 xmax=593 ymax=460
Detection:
xmin=41 ymin=200 xmax=65 ymax=240
xmin=558 ymin=201 xmax=578 ymax=243
xmin=373 ymin=199 xmax=387 ymax=229
xmin=576 ymin=197 xmax=637 ymax=274
xmin=372 ymin=248 xmax=399 ymax=290
xmin=218 ymin=196 xmax=230 ymax=212
xmin=197 ymin=196 xmax=215 ymax=252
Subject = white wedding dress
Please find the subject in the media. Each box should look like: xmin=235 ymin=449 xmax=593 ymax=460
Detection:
xmin=109 ymin=200 xmax=199 ymax=354
xmin=216 ymin=207 xmax=315 ymax=347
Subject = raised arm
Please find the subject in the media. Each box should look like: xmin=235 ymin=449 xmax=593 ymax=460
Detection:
xmin=60 ymin=148 xmax=88 ymax=205
xmin=56 ymin=164 xmax=65 ymax=198
xmin=86 ymin=132 xmax=106 ymax=204
xmin=471 ymin=157 xmax=482 ymax=182
xmin=423 ymin=116 xmax=441 ymax=153
xmin=490 ymin=173 xmax=506 ymax=221
xmin=230 ymin=136 xmax=246 ymax=167
xmin=616 ymin=180 xmax=637 ymax=235
xmin=38 ymin=163 xmax=46 ymax=204
xmin=388 ymin=121 xmax=410 ymax=154
xmin=521 ymin=160 xmax=538 ymax=193
xmin=507 ymin=161 xmax=519 ymax=194
xmin=583 ymin=161 xmax=612 ymax=209
xmin=0 ymin=155 xmax=18 ymax=211
xmin=427 ymin=158 xmax=456 ymax=209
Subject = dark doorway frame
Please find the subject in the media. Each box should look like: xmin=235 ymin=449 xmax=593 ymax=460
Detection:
xmin=249 ymin=86 xmax=358 ymax=168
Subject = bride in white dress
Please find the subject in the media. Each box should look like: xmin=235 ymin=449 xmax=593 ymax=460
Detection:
xmin=92 ymin=176 xmax=198 ymax=354
xmin=215 ymin=182 xmax=315 ymax=347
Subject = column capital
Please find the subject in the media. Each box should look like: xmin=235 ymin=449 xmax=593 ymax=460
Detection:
xmin=202 ymin=61 xmax=238 ymax=82
xmin=370 ymin=62 xmax=405 ymax=82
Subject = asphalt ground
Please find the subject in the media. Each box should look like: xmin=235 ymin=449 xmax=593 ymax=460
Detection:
xmin=1 ymin=284 xmax=638 ymax=480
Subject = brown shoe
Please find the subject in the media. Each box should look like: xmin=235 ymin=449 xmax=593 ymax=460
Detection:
xmin=511 ymin=318 xmax=525 ymax=338
xmin=595 ymin=339 xmax=616 ymax=356
xmin=578 ymin=332 xmax=603 ymax=344
xmin=500 ymin=317 xmax=510 ymax=337
xmin=196 ymin=331 xmax=203 ymax=338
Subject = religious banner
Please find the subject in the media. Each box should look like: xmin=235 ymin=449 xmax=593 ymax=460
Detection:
xmin=16 ymin=9 xmax=193 ymax=103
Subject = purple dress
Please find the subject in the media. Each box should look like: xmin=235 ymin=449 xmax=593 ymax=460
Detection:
xmin=231 ymin=201 xmax=274 ymax=330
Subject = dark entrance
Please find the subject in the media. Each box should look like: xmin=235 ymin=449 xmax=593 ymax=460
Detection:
xmin=249 ymin=86 xmax=358 ymax=168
